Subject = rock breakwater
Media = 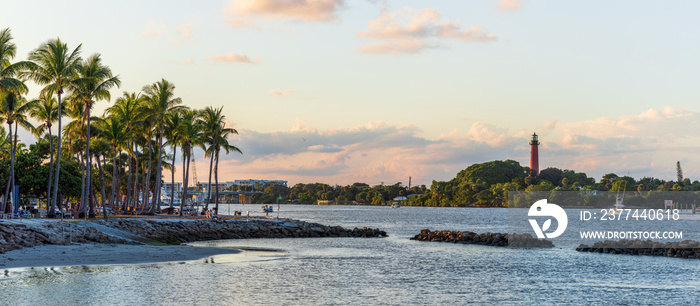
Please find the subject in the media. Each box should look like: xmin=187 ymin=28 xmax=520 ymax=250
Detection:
xmin=410 ymin=229 xmax=554 ymax=248
xmin=94 ymin=219 xmax=386 ymax=244
xmin=576 ymin=240 xmax=700 ymax=259
xmin=0 ymin=219 xmax=386 ymax=254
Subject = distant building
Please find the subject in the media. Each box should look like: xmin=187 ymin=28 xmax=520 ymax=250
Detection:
xmin=161 ymin=182 xmax=182 ymax=197
xmin=234 ymin=179 xmax=288 ymax=190
xmin=197 ymin=181 xmax=236 ymax=197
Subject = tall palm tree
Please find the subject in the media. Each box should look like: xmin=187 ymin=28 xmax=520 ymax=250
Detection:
xmin=29 ymin=95 xmax=63 ymax=206
xmin=69 ymin=54 xmax=120 ymax=218
xmin=178 ymin=110 xmax=202 ymax=215
xmin=199 ymin=106 xmax=241 ymax=211
xmin=203 ymin=118 xmax=241 ymax=214
xmin=163 ymin=110 xmax=184 ymax=212
xmin=142 ymin=79 xmax=184 ymax=212
xmin=24 ymin=37 xmax=81 ymax=217
xmin=0 ymin=93 xmax=35 ymax=213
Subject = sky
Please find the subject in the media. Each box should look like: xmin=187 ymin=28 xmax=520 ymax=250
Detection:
xmin=5 ymin=0 xmax=700 ymax=187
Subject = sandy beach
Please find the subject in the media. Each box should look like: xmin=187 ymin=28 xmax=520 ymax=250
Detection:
xmin=0 ymin=242 xmax=241 ymax=270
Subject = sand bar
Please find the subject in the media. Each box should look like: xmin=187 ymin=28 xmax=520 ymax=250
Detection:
xmin=0 ymin=242 xmax=241 ymax=270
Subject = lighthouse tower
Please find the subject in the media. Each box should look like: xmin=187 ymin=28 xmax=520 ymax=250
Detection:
xmin=529 ymin=133 xmax=540 ymax=177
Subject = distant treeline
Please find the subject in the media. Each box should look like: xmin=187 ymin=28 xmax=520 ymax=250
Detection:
xmin=238 ymin=160 xmax=700 ymax=207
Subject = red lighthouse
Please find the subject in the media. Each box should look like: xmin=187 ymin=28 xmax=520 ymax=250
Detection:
xmin=529 ymin=133 xmax=540 ymax=177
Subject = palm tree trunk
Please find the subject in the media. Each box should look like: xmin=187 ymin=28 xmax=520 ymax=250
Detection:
xmin=99 ymin=154 xmax=107 ymax=219
xmin=125 ymin=143 xmax=132 ymax=210
xmin=144 ymin=132 xmax=153 ymax=211
xmin=46 ymin=129 xmax=54 ymax=212
xmin=169 ymin=145 xmax=177 ymax=212
xmin=50 ymin=90 xmax=63 ymax=218
xmin=110 ymin=146 xmax=117 ymax=211
xmin=87 ymin=111 xmax=95 ymax=218
xmin=79 ymin=153 xmax=86 ymax=214
xmin=131 ymin=147 xmax=139 ymax=210
xmin=204 ymin=151 xmax=214 ymax=210
xmin=215 ymin=153 xmax=220 ymax=214
xmin=151 ymin=124 xmax=165 ymax=213
xmin=180 ymin=150 xmax=190 ymax=216
xmin=11 ymin=122 xmax=19 ymax=214
xmin=2 ymin=123 xmax=13 ymax=213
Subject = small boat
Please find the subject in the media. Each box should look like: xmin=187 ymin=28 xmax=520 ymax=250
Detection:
xmin=391 ymin=202 xmax=400 ymax=208
xmin=610 ymin=197 xmax=625 ymax=214
xmin=262 ymin=206 xmax=274 ymax=213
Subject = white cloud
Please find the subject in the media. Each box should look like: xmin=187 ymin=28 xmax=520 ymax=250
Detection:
xmin=357 ymin=7 xmax=496 ymax=54
xmin=225 ymin=0 xmax=344 ymax=27
xmin=206 ymin=53 xmax=261 ymax=64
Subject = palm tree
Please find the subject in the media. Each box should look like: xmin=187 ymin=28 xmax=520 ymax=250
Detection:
xmin=199 ymin=106 xmax=241 ymax=211
xmin=69 ymin=54 xmax=120 ymax=218
xmin=107 ymin=92 xmax=145 ymax=210
xmin=29 ymin=95 xmax=63 ymax=206
xmin=0 ymin=28 xmax=34 ymax=213
xmin=163 ymin=110 xmax=184 ymax=212
xmin=0 ymin=93 xmax=35 ymax=213
xmin=178 ymin=110 xmax=202 ymax=215
xmin=142 ymin=79 xmax=185 ymax=212
xmin=24 ymin=37 xmax=82 ymax=217
xmin=203 ymin=116 xmax=241 ymax=214
xmin=96 ymin=115 xmax=130 ymax=214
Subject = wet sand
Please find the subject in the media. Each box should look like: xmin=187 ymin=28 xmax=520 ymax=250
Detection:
xmin=0 ymin=243 xmax=241 ymax=270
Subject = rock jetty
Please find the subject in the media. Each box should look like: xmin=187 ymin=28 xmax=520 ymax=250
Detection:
xmin=410 ymin=229 xmax=554 ymax=248
xmin=576 ymin=240 xmax=700 ymax=259
xmin=94 ymin=219 xmax=386 ymax=244
xmin=0 ymin=219 xmax=386 ymax=254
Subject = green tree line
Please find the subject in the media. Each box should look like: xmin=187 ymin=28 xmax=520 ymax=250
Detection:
xmin=253 ymin=160 xmax=700 ymax=207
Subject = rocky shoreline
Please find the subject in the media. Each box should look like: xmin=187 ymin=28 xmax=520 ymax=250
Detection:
xmin=0 ymin=219 xmax=386 ymax=254
xmin=576 ymin=240 xmax=700 ymax=259
xmin=410 ymin=229 xmax=554 ymax=248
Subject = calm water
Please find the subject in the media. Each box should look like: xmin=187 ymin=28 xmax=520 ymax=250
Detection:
xmin=1 ymin=205 xmax=699 ymax=305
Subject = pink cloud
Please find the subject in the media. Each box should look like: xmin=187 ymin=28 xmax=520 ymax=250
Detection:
xmin=497 ymin=0 xmax=522 ymax=11
xmin=206 ymin=53 xmax=261 ymax=64
xmin=140 ymin=20 xmax=165 ymax=38
xmin=357 ymin=7 xmax=496 ymax=54
xmin=226 ymin=0 xmax=344 ymax=27
xmin=268 ymin=90 xmax=296 ymax=97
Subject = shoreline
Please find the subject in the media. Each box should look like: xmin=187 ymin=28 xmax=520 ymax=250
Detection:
xmin=0 ymin=242 xmax=242 ymax=270
xmin=0 ymin=217 xmax=385 ymax=270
